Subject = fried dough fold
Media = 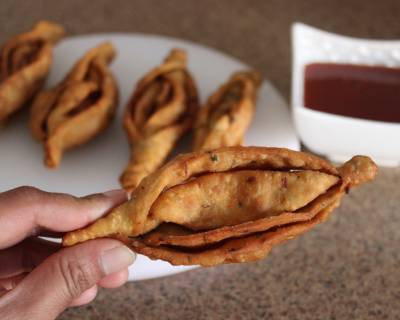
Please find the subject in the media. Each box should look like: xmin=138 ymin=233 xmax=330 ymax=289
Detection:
xmin=0 ymin=20 xmax=64 ymax=123
xmin=120 ymin=49 xmax=198 ymax=192
xmin=63 ymin=147 xmax=377 ymax=266
xmin=29 ymin=42 xmax=118 ymax=168
xmin=193 ymin=71 xmax=261 ymax=151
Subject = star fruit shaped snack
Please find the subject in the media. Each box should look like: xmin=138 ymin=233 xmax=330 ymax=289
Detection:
xmin=0 ymin=20 xmax=64 ymax=124
xmin=29 ymin=42 xmax=118 ymax=168
xmin=193 ymin=71 xmax=261 ymax=151
xmin=120 ymin=48 xmax=198 ymax=192
xmin=64 ymin=147 xmax=377 ymax=267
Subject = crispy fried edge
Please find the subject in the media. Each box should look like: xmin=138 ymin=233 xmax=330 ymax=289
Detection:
xmin=141 ymin=183 xmax=344 ymax=247
xmin=0 ymin=21 xmax=64 ymax=123
xmin=120 ymin=48 xmax=198 ymax=191
xmin=29 ymin=42 xmax=118 ymax=168
xmin=193 ymin=71 xmax=261 ymax=151
xmin=130 ymin=201 xmax=339 ymax=266
xmin=63 ymin=147 xmax=340 ymax=246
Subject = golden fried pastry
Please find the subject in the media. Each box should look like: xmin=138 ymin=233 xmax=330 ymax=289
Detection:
xmin=0 ymin=20 xmax=64 ymax=124
xmin=63 ymin=147 xmax=377 ymax=267
xmin=193 ymin=71 xmax=261 ymax=151
xmin=29 ymin=42 xmax=118 ymax=168
xmin=120 ymin=49 xmax=198 ymax=192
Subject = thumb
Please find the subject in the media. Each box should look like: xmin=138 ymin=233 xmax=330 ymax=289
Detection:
xmin=0 ymin=239 xmax=135 ymax=320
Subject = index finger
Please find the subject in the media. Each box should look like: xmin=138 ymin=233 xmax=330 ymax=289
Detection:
xmin=0 ymin=187 xmax=127 ymax=249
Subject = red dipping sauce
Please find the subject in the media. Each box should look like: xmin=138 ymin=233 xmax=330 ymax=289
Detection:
xmin=304 ymin=63 xmax=400 ymax=123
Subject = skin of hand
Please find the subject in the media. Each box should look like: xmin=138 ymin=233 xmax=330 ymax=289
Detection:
xmin=0 ymin=186 xmax=136 ymax=320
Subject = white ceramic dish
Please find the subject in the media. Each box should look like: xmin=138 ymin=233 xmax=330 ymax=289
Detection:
xmin=292 ymin=23 xmax=400 ymax=166
xmin=0 ymin=33 xmax=299 ymax=281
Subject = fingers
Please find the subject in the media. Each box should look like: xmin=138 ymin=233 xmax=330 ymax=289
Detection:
xmin=68 ymin=270 xmax=130 ymax=307
xmin=98 ymin=268 xmax=130 ymax=288
xmin=0 ymin=273 xmax=28 ymax=293
xmin=0 ymin=187 xmax=127 ymax=249
xmin=0 ymin=239 xmax=135 ymax=320
xmin=0 ymin=238 xmax=130 ymax=283
xmin=69 ymin=286 xmax=98 ymax=307
xmin=68 ymin=269 xmax=131 ymax=306
xmin=0 ymin=238 xmax=59 ymax=278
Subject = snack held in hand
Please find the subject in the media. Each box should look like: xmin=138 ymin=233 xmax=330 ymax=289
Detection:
xmin=120 ymin=48 xmax=198 ymax=192
xmin=30 ymin=42 xmax=118 ymax=168
xmin=64 ymin=146 xmax=377 ymax=267
xmin=0 ymin=20 xmax=64 ymax=124
xmin=193 ymin=71 xmax=261 ymax=151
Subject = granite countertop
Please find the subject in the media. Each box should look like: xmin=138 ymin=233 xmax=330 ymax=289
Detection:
xmin=2 ymin=1 xmax=400 ymax=319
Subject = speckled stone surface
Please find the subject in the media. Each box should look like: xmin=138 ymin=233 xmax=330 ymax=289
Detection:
xmin=2 ymin=1 xmax=400 ymax=319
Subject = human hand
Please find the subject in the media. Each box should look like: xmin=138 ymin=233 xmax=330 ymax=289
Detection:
xmin=0 ymin=186 xmax=136 ymax=320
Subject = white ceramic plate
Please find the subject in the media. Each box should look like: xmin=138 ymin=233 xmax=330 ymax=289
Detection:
xmin=0 ymin=34 xmax=299 ymax=281
xmin=292 ymin=23 xmax=400 ymax=167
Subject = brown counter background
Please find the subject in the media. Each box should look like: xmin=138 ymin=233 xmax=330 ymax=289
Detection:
xmin=1 ymin=1 xmax=400 ymax=319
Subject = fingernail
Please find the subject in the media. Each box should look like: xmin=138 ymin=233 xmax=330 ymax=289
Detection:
xmin=100 ymin=246 xmax=136 ymax=275
xmin=103 ymin=189 xmax=128 ymax=202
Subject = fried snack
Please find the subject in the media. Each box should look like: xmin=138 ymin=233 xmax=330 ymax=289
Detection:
xmin=63 ymin=147 xmax=377 ymax=267
xmin=29 ymin=42 xmax=118 ymax=168
xmin=120 ymin=49 xmax=198 ymax=192
xmin=0 ymin=20 xmax=64 ymax=124
xmin=193 ymin=71 xmax=261 ymax=151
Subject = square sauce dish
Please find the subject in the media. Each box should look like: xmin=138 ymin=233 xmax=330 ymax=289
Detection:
xmin=292 ymin=23 xmax=400 ymax=166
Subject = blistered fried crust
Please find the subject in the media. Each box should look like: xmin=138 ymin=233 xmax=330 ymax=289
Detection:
xmin=193 ymin=71 xmax=261 ymax=151
xmin=29 ymin=42 xmax=118 ymax=168
xmin=63 ymin=147 xmax=377 ymax=267
xmin=149 ymin=170 xmax=339 ymax=230
xmin=141 ymin=184 xmax=344 ymax=247
xmin=120 ymin=49 xmax=198 ymax=192
xmin=130 ymin=202 xmax=339 ymax=266
xmin=0 ymin=20 xmax=64 ymax=123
